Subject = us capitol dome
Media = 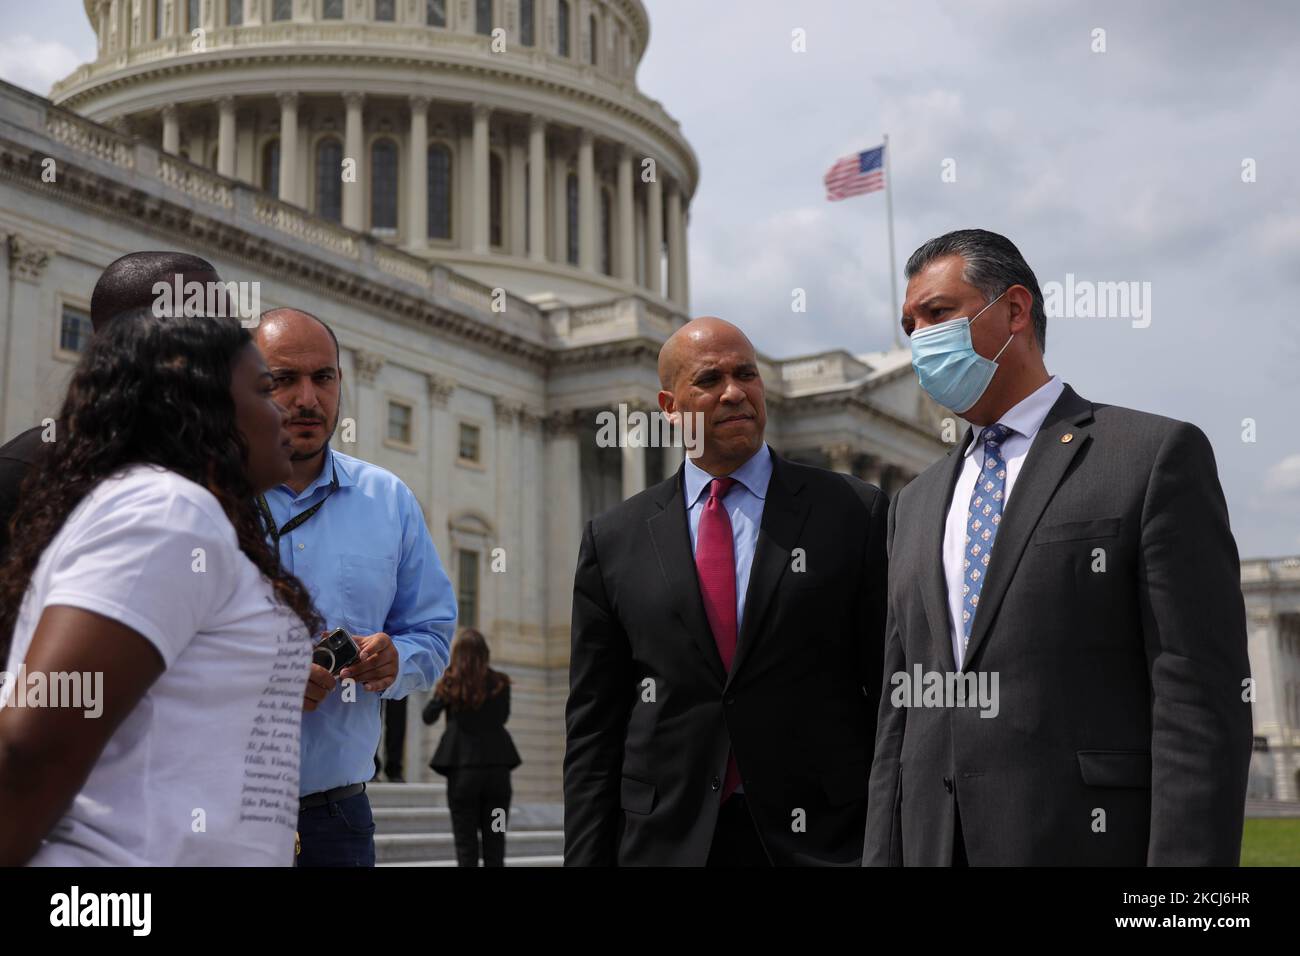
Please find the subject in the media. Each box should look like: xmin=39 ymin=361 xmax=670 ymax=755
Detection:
xmin=52 ymin=0 xmax=697 ymax=310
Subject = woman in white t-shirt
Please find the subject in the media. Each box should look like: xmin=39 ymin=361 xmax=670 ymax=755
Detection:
xmin=0 ymin=307 xmax=323 ymax=866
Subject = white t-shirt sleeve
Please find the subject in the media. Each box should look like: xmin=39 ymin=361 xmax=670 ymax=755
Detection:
xmin=40 ymin=472 xmax=239 ymax=668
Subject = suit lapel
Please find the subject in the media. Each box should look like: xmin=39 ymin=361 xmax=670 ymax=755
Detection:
xmin=961 ymin=385 xmax=1095 ymax=669
xmin=646 ymin=466 xmax=727 ymax=683
xmin=728 ymin=453 xmax=811 ymax=690
xmin=918 ymin=436 xmax=969 ymax=675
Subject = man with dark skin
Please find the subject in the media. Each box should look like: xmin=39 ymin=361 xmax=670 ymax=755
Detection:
xmin=655 ymin=317 xmax=767 ymax=477
xmin=0 ymin=251 xmax=224 ymax=558
xmin=252 ymin=308 xmax=455 ymax=866
xmin=565 ymin=316 xmax=888 ymax=867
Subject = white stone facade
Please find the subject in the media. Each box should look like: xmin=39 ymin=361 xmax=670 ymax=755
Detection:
xmin=1243 ymin=558 xmax=1300 ymax=802
xmin=0 ymin=1 xmax=953 ymax=805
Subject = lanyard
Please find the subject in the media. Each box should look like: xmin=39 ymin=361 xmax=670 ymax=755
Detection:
xmin=256 ymin=459 xmax=339 ymax=545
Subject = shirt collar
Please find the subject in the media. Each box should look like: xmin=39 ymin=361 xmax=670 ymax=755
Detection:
xmin=684 ymin=442 xmax=773 ymax=508
xmin=281 ymin=444 xmax=356 ymax=501
xmin=962 ymin=375 xmax=1065 ymax=458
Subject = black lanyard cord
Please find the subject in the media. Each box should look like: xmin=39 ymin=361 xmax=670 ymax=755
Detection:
xmin=256 ymin=460 xmax=339 ymax=544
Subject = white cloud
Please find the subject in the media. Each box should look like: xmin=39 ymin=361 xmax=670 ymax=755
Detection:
xmin=1264 ymin=454 xmax=1300 ymax=495
xmin=0 ymin=36 xmax=82 ymax=97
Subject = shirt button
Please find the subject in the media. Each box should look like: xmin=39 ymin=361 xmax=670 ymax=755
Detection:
xmin=943 ymin=776 xmax=954 ymax=793
xmin=710 ymin=776 xmax=721 ymax=791
xmin=297 ymin=543 xmax=305 ymax=551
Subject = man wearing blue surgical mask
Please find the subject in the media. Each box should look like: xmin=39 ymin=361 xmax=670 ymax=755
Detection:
xmin=863 ymin=228 xmax=1251 ymax=867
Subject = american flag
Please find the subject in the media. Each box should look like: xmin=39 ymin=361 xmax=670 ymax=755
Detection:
xmin=824 ymin=144 xmax=885 ymax=201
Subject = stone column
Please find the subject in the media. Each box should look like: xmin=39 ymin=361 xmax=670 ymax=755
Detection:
xmin=681 ymin=199 xmax=691 ymax=306
xmin=542 ymin=409 xmax=584 ymax=801
xmin=620 ymin=404 xmax=648 ymax=500
xmin=457 ymin=120 xmax=473 ymax=249
xmin=634 ymin=192 xmax=646 ymax=287
xmin=666 ymin=178 xmax=685 ymax=306
xmin=527 ymin=117 xmax=547 ymax=262
xmin=823 ymin=442 xmax=855 ymax=475
xmin=407 ymin=95 xmax=429 ymax=250
xmin=471 ymin=103 xmax=490 ymax=254
xmin=508 ymin=129 xmax=527 ymax=256
xmin=161 ymin=104 xmax=180 ymax=155
xmin=3 ymin=236 xmax=54 ymax=437
xmin=644 ymin=168 xmax=662 ymax=296
xmin=216 ymin=96 xmax=236 ymax=177
xmin=352 ymin=348 xmax=386 ymax=460
xmin=343 ymin=92 xmax=365 ymax=230
xmin=277 ymin=92 xmax=298 ymax=204
xmin=616 ymin=147 xmax=635 ymax=283
xmin=550 ymin=144 xmax=567 ymax=262
xmin=577 ymin=129 xmax=595 ymax=271
xmin=862 ymin=456 xmax=886 ymax=488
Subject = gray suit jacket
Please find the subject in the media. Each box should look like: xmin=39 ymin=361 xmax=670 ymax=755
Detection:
xmin=863 ymin=384 xmax=1252 ymax=866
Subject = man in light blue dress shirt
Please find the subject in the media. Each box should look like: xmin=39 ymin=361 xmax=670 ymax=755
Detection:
xmin=255 ymin=308 xmax=456 ymax=867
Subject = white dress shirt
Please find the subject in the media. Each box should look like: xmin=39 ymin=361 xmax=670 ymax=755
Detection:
xmin=943 ymin=376 xmax=1065 ymax=669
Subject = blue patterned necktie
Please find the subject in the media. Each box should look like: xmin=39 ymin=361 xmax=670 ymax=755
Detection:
xmin=961 ymin=423 xmax=1013 ymax=655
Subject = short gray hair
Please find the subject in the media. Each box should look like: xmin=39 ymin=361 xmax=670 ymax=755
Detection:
xmin=905 ymin=228 xmax=1047 ymax=352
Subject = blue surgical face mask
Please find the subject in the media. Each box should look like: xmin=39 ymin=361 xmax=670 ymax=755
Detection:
xmin=908 ymin=289 xmax=1013 ymax=414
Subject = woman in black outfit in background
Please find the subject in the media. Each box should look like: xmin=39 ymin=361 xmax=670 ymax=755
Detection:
xmin=422 ymin=627 xmax=521 ymax=867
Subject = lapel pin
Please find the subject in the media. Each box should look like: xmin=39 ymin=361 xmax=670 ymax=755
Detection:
xmin=1061 ymin=433 xmax=1074 ymax=444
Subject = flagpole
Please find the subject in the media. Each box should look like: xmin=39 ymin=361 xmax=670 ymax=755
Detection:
xmin=883 ymin=133 xmax=901 ymax=348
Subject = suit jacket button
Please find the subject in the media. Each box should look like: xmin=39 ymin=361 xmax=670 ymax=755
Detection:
xmin=711 ymin=776 xmax=721 ymax=791
xmin=943 ymin=776 xmax=954 ymax=793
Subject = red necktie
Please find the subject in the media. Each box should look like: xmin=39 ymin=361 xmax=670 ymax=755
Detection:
xmin=694 ymin=476 xmax=742 ymax=801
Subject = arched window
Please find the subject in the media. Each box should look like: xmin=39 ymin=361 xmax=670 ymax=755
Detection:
xmin=262 ymin=139 xmax=280 ymax=197
xmin=322 ymin=0 xmax=344 ymax=19
xmin=154 ymin=0 xmax=164 ymax=39
xmin=588 ymin=14 xmax=598 ymax=64
xmin=426 ymin=0 xmax=446 ymax=27
xmin=557 ymin=0 xmax=570 ymax=57
xmin=475 ymin=0 xmax=492 ymax=36
xmin=228 ymin=0 xmax=244 ymax=26
xmin=209 ymin=145 xmax=219 ymax=169
xmin=566 ymin=172 xmax=578 ymax=265
xmin=428 ymin=143 xmax=452 ymax=239
xmin=371 ymin=138 xmax=399 ymax=232
xmin=489 ymin=152 xmax=503 ymax=248
xmin=523 ymin=161 xmax=531 ymax=253
xmin=600 ymin=186 xmax=612 ymax=275
xmin=188 ymin=0 xmax=201 ymax=31
xmin=375 ymin=0 xmax=395 ymax=21
xmin=315 ymin=138 xmax=343 ymax=222
xmin=272 ymin=0 xmax=292 ymax=21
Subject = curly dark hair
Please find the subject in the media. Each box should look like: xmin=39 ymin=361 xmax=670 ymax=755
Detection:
xmin=0 ymin=308 xmax=322 ymax=656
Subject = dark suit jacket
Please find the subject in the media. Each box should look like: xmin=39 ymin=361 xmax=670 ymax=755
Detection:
xmin=422 ymin=681 xmax=522 ymax=774
xmin=564 ymin=448 xmax=888 ymax=866
xmin=0 ymin=426 xmax=43 ymax=559
xmin=863 ymin=384 xmax=1252 ymax=866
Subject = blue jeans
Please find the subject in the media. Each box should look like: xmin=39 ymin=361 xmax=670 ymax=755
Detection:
xmin=296 ymin=790 xmax=376 ymax=868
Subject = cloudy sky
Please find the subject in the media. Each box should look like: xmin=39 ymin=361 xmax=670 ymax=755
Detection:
xmin=3 ymin=1 xmax=1297 ymax=557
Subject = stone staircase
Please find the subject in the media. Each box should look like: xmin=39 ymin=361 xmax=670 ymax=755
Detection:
xmin=1245 ymin=798 xmax=1300 ymax=818
xmin=369 ymin=782 xmax=564 ymax=867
